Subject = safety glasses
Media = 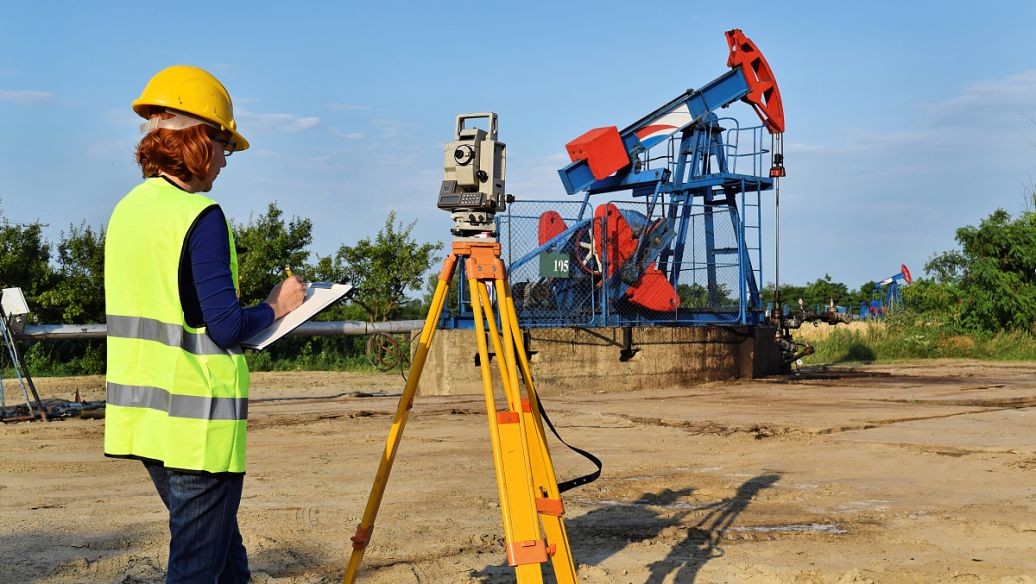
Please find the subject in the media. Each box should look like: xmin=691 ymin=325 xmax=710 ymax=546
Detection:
xmin=212 ymin=137 xmax=237 ymax=157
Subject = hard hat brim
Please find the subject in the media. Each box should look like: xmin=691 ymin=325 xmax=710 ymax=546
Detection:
xmin=132 ymin=98 xmax=250 ymax=151
xmin=224 ymin=127 xmax=250 ymax=152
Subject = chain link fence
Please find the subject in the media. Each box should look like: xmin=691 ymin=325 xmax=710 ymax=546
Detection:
xmin=499 ymin=200 xmax=599 ymax=327
xmin=499 ymin=197 xmax=758 ymax=328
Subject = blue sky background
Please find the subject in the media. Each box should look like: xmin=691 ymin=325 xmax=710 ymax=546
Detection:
xmin=2 ymin=1 xmax=1036 ymax=289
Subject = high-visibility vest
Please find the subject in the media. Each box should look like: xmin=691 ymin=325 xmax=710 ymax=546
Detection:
xmin=104 ymin=177 xmax=249 ymax=473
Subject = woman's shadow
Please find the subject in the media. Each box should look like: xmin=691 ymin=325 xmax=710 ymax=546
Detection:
xmin=470 ymin=473 xmax=780 ymax=583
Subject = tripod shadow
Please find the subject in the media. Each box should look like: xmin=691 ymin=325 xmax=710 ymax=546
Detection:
xmin=641 ymin=473 xmax=780 ymax=583
xmin=468 ymin=473 xmax=779 ymax=583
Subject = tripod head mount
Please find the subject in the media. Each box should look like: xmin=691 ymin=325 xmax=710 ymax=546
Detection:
xmin=436 ymin=112 xmax=513 ymax=241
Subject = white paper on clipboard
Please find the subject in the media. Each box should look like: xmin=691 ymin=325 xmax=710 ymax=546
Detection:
xmin=241 ymin=282 xmax=354 ymax=350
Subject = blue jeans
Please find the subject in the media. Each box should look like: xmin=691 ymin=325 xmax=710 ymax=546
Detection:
xmin=145 ymin=461 xmax=251 ymax=584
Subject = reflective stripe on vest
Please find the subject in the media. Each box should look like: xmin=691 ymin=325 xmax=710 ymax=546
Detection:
xmin=106 ymin=314 xmax=242 ymax=356
xmin=107 ymin=382 xmax=247 ymax=420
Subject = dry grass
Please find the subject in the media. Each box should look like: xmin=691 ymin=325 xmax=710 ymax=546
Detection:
xmin=790 ymin=320 xmax=884 ymax=341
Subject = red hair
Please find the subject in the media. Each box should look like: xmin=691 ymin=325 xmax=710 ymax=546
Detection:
xmin=136 ymin=123 xmax=216 ymax=183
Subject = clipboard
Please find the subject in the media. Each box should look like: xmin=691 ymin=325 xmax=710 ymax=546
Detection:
xmin=241 ymin=282 xmax=355 ymax=350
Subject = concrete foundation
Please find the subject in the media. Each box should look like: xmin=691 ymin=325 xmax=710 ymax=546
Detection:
xmin=417 ymin=325 xmax=779 ymax=396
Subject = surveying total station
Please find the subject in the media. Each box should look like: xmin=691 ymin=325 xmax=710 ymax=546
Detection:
xmin=437 ymin=112 xmax=511 ymax=239
xmin=343 ymin=113 xmax=580 ymax=583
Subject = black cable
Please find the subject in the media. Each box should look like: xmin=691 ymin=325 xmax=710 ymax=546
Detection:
xmin=530 ymin=391 xmax=602 ymax=493
xmin=509 ymin=330 xmax=602 ymax=492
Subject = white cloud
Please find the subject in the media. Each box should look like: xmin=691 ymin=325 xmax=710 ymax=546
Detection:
xmin=0 ymin=89 xmax=53 ymax=104
xmin=330 ymin=129 xmax=365 ymax=140
xmin=840 ymin=128 xmax=939 ymax=152
xmin=105 ymin=109 xmax=144 ymax=128
xmin=87 ymin=140 xmax=135 ymax=160
xmin=237 ymin=110 xmax=320 ymax=133
xmin=506 ymin=151 xmax=571 ymax=198
xmin=783 ymin=142 xmax=824 ymax=154
xmin=927 ymin=70 xmax=1036 ymax=115
xmin=544 ymin=151 xmax=572 ymax=164
xmin=328 ymin=103 xmax=372 ymax=111
xmin=372 ymin=118 xmax=420 ymax=141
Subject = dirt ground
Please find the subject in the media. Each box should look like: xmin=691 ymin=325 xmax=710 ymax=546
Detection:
xmin=2 ymin=359 xmax=1036 ymax=583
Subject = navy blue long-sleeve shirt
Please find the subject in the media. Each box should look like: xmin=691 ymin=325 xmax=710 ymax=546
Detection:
xmin=177 ymin=200 xmax=274 ymax=348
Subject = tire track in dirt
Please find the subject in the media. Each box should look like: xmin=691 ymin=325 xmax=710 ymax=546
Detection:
xmin=615 ymin=398 xmax=1036 ymax=440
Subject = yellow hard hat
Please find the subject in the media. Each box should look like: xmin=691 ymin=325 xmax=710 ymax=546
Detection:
xmin=132 ymin=65 xmax=249 ymax=151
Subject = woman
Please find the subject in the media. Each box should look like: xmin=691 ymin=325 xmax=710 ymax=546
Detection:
xmin=104 ymin=65 xmax=306 ymax=583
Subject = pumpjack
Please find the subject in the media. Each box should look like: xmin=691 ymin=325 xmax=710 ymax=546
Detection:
xmin=860 ymin=264 xmax=912 ymax=319
xmin=504 ymin=29 xmax=786 ymax=328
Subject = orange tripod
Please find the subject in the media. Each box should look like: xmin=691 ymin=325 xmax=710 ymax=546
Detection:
xmin=342 ymin=240 xmax=578 ymax=584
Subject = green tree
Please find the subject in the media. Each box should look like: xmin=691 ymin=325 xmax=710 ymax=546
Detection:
xmin=801 ymin=274 xmax=851 ymax=309
xmin=676 ymin=282 xmax=736 ymax=309
xmin=924 ymin=250 xmax=967 ymax=284
xmin=763 ymin=282 xmax=804 ymax=308
xmin=852 ymin=281 xmax=878 ymax=309
xmin=902 ymin=277 xmax=965 ymax=326
xmin=232 ymin=202 xmax=313 ymax=306
xmin=36 ymin=223 xmax=106 ymax=323
xmin=423 ymin=271 xmax=460 ymax=318
xmin=0 ymin=213 xmax=55 ymax=317
xmin=926 ymin=205 xmax=1036 ymax=331
xmin=332 ymin=212 xmax=442 ymax=321
xmin=0 ymin=217 xmax=108 ymax=375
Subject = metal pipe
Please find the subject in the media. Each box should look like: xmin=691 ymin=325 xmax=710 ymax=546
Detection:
xmin=773 ymin=134 xmax=781 ymax=299
xmin=16 ymin=320 xmax=426 ymax=341
xmin=18 ymin=324 xmax=107 ymax=339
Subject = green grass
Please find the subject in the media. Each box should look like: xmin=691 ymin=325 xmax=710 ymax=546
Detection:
xmin=12 ymin=311 xmax=1035 ymax=376
xmin=244 ymin=336 xmax=410 ymax=373
xmin=245 ymin=350 xmax=379 ymax=372
xmin=10 ymin=337 xmax=393 ymax=377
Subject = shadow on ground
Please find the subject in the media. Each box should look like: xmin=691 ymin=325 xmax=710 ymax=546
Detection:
xmin=469 ymin=473 xmax=780 ymax=583
xmin=0 ymin=523 xmax=334 ymax=584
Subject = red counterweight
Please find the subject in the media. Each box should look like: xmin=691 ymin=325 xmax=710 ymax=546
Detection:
xmin=725 ymin=28 xmax=785 ymax=134
xmin=565 ymin=126 xmax=629 ymax=181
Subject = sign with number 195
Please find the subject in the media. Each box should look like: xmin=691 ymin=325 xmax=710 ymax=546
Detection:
xmin=539 ymin=253 xmax=571 ymax=278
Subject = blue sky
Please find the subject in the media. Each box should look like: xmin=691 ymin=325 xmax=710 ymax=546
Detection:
xmin=2 ymin=1 xmax=1035 ymax=289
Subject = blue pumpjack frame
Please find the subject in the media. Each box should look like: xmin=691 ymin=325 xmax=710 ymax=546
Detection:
xmin=442 ymin=66 xmax=775 ymax=330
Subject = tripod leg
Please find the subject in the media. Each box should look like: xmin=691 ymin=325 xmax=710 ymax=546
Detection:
xmin=470 ymin=279 xmax=545 ymax=584
xmin=499 ymin=275 xmax=579 ymax=583
xmin=0 ymin=319 xmax=38 ymax=418
xmin=342 ymin=255 xmax=458 ymax=584
xmin=13 ymin=339 xmax=48 ymax=421
xmin=476 ymin=281 xmax=539 ymax=500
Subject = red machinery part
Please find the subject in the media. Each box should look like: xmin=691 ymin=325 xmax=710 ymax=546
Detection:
xmin=626 ymin=263 xmax=680 ymax=312
xmin=725 ymin=29 xmax=785 ymax=134
xmin=901 ymin=264 xmax=912 ymax=285
xmin=565 ymin=126 xmax=630 ymax=181
xmin=596 ymin=203 xmax=638 ymax=279
xmin=594 ymin=204 xmax=680 ymax=312
xmin=540 ymin=205 xmax=680 ymax=312
xmin=538 ymin=211 xmax=567 ymax=246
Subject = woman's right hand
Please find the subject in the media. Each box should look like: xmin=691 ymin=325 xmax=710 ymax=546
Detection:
xmin=265 ymin=276 xmax=307 ymax=319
